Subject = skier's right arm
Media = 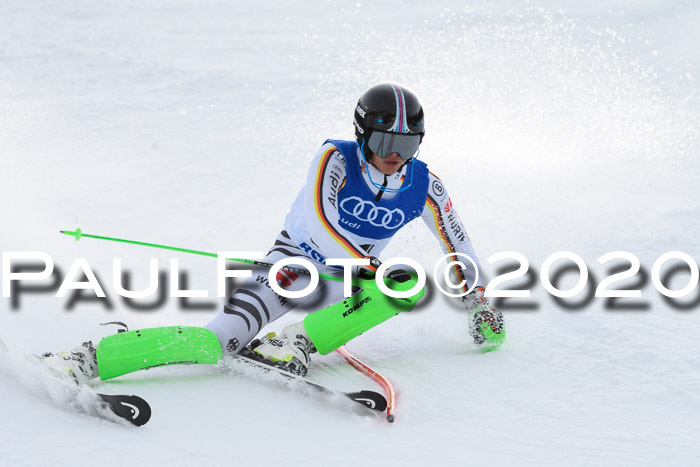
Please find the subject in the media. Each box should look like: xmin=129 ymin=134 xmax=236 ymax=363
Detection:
xmin=303 ymin=143 xmax=368 ymax=260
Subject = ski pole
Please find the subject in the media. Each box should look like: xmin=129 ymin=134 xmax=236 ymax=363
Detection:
xmin=59 ymin=228 xmax=425 ymax=304
xmin=59 ymin=227 xmax=343 ymax=283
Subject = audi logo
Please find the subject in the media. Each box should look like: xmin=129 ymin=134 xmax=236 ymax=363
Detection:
xmin=340 ymin=196 xmax=405 ymax=229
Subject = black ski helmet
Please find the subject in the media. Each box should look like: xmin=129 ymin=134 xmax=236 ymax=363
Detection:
xmin=353 ymin=83 xmax=425 ymax=161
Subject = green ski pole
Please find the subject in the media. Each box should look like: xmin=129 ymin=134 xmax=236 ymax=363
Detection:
xmin=60 ymin=227 xmax=342 ymax=282
xmin=59 ymin=227 xmax=425 ymax=308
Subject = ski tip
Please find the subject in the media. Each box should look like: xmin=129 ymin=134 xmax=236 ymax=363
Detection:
xmin=99 ymin=394 xmax=152 ymax=427
xmin=347 ymin=390 xmax=388 ymax=412
xmin=387 ymin=414 xmax=395 ymax=423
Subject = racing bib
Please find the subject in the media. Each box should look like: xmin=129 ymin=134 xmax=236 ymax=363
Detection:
xmin=325 ymin=139 xmax=429 ymax=240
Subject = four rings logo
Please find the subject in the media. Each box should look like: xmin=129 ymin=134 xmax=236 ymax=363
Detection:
xmin=340 ymin=196 xmax=405 ymax=230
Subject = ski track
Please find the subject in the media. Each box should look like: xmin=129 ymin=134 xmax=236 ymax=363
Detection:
xmin=1 ymin=0 xmax=699 ymax=466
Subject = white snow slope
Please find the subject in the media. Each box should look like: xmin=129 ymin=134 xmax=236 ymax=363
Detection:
xmin=1 ymin=1 xmax=699 ymax=466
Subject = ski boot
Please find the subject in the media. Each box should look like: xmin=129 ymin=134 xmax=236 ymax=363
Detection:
xmin=249 ymin=322 xmax=316 ymax=377
xmin=39 ymin=341 xmax=99 ymax=385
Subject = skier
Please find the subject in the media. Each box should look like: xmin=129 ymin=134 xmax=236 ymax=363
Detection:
xmin=41 ymin=83 xmax=505 ymax=384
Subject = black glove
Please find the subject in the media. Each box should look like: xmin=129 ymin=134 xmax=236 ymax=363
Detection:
xmin=462 ymin=287 xmax=505 ymax=347
xmin=385 ymin=268 xmax=412 ymax=283
xmin=358 ymin=256 xmax=382 ymax=280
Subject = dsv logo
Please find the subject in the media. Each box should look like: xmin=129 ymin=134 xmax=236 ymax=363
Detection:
xmin=340 ymin=196 xmax=405 ymax=229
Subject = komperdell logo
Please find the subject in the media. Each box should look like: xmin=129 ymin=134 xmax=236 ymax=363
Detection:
xmin=342 ymin=295 xmax=372 ymax=318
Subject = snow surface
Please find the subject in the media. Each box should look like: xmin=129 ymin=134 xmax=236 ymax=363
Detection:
xmin=1 ymin=1 xmax=699 ymax=466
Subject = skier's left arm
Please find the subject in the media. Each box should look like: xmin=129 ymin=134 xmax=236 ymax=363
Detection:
xmin=420 ymin=172 xmax=505 ymax=348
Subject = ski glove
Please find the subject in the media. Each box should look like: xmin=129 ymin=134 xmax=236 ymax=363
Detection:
xmin=357 ymin=257 xmax=413 ymax=284
xmin=358 ymin=256 xmax=382 ymax=280
xmin=462 ymin=287 xmax=505 ymax=348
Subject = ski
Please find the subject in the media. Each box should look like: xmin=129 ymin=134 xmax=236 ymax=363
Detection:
xmin=230 ymin=349 xmax=388 ymax=414
xmin=0 ymin=338 xmax=151 ymax=427
xmin=96 ymin=393 xmax=152 ymax=426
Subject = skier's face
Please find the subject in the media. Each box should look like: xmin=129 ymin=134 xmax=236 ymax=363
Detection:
xmin=369 ymin=152 xmax=403 ymax=175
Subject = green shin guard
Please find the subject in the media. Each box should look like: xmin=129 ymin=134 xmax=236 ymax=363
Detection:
xmin=304 ymin=273 xmax=425 ymax=355
xmin=96 ymin=326 xmax=222 ymax=380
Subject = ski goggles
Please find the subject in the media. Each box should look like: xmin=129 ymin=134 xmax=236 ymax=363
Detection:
xmin=367 ymin=131 xmax=421 ymax=161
